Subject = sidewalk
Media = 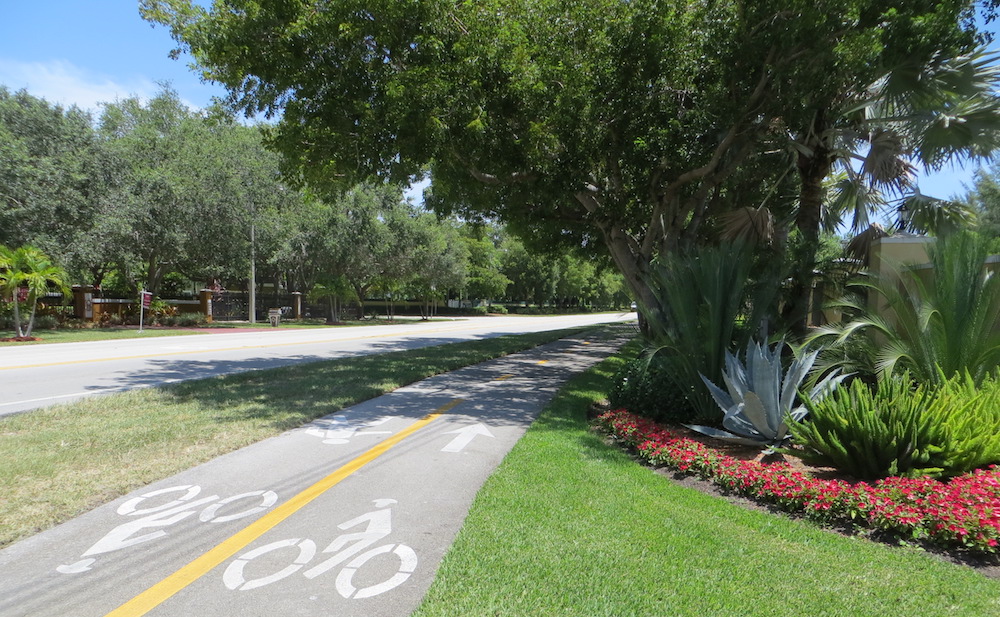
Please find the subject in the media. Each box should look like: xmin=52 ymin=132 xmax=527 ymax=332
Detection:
xmin=0 ymin=328 xmax=630 ymax=617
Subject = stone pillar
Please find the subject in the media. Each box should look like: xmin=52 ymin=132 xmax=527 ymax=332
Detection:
xmin=72 ymin=285 xmax=96 ymax=321
xmin=292 ymin=292 xmax=303 ymax=319
xmin=199 ymin=289 xmax=214 ymax=323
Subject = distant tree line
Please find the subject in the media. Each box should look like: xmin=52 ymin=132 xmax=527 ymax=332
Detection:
xmin=0 ymin=85 xmax=627 ymax=314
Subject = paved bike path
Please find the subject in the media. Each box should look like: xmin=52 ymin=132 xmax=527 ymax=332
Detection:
xmin=0 ymin=328 xmax=630 ymax=617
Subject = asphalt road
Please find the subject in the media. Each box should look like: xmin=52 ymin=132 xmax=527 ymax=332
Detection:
xmin=0 ymin=313 xmax=635 ymax=416
xmin=0 ymin=327 xmax=632 ymax=617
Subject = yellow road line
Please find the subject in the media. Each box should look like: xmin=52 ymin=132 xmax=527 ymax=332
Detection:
xmin=1 ymin=323 xmax=488 ymax=371
xmin=494 ymin=374 xmax=515 ymax=381
xmin=103 ymin=398 xmax=464 ymax=617
xmin=537 ymin=360 xmax=549 ymax=364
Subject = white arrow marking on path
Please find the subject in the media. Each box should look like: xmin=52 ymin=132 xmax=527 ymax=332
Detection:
xmin=441 ymin=423 xmax=495 ymax=453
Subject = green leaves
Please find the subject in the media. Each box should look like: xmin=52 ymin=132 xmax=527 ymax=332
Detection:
xmin=789 ymin=371 xmax=1000 ymax=480
xmin=690 ymin=340 xmax=846 ymax=448
xmin=811 ymin=231 xmax=1000 ymax=386
xmin=0 ymin=244 xmax=70 ymax=338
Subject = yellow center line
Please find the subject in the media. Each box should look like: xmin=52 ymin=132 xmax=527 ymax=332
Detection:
xmin=494 ymin=374 xmax=515 ymax=381
xmin=537 ymin=360 xmax=549 ymax=364
xmin=1 ymin=323 xmax=491 ymax=371
xmin=103 ymin=398 xmax=464 ymax=617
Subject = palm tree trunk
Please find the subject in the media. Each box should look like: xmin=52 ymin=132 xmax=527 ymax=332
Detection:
xmin=785 ymin=123 xmax=835 ymax=336
xmin=11 ymin=294 xmax=23 ymax=337
xmin=24 ymin=300 xmax=38 ymax=338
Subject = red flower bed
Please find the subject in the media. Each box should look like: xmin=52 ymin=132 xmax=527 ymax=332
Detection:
xmin=596 ymin=409 xmax=1000 ymax=553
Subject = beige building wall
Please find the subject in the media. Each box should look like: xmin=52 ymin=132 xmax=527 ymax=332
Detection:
xmin=867 ymin=236 xmax=1000 ymax=333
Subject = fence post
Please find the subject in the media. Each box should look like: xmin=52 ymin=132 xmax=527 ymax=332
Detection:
xmin=72 ymin=285 xmax=96 ymax=321
xmin=199 ymin=289 xmax=214 ymax=323
xmin=292 ymin=292 xmax=302 ymax=319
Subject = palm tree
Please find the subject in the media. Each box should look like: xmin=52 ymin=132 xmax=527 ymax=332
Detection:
xmin=0 ymin=245 xmax=70 ymax=338
xmin=782 ymin=48 xmax=1000 ymax=333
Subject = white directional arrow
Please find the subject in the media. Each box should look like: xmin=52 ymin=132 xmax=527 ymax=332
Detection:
xmin=440 ymin=423 xmax=495 ymax=453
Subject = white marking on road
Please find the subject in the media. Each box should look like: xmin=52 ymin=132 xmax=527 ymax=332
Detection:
xmin=304 ymin=415 xmax=393 ymax=445
xmin=440 ymin=423 xmax=494 ymax=453
xmin=0 ymin=388 xmax=122 ymax=407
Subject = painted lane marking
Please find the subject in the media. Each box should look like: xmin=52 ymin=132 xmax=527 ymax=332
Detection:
xmin=537 ymin=360 xmax=549 ymax=365
xmin=222 ymin=499 xmax=417 ymax=599
xmin=0 ymin=322 xmax=495 ymax=371
xmin=0 ymin=388 xmax=124 ymax=408
xmin=57 ymin=487 xmax=279 ymax=574
xmin=304 ymin=415 xmax=393 ymax=445
xmin=440 ymin=423 xmax=494 ymax=453
xmin=1 ymin=378 xmax=191 ymax=411
xmin=494 ymin=374 xmax=515 ymax=381
xmin=102 ymin=398 xmax=464 ymax=617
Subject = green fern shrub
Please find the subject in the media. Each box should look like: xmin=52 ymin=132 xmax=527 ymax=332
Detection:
xmin=787 ymin=372 xmax=1000 ymax=480
xmin=608 ymin=356 xmax=701 ymax=424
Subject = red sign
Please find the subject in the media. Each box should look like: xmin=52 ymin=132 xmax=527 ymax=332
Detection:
xmin=141 ymin=291 xmax=153 ymax=308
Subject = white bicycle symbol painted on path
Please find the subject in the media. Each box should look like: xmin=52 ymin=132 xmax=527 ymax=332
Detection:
xmin=57 ymin=484 xmax=278 ymax=574
xmin=304 ymin=414 xmax=393 ymax=445
xmin=222 ymin=498 xmax=417 ymax=600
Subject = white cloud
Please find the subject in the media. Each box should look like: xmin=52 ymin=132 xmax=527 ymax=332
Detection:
xmin=0 ymin=58 xmax=173 ymax=112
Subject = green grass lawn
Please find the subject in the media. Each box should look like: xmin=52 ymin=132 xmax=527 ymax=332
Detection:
xmin=6 ymin=327 xmax=997 ymax=614
xmin=412 ymin=348 xmax=1000 ymax=617
xmin=0 ymin=327 xmax=210 ymax=345
xmin=0 ymin=327 xmax=587 ymax=548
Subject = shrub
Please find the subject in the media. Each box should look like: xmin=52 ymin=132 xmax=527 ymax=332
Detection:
xmin=688 ymin=340 xmax=845 ymax=448
xmin=0 ymin=301 xmax=12 ymax=329
xmin=809 ymin=231 xmax=1000 ymax=387
xmin=31 ymin=314 xmax=59 ymax=330
xmin=646 ymin=242 xmax=783 ymax=419
xmin=173 ymin=313 xmax=207 ymax=327
xmin=788 ymin=372 xmax=1000 ymax=480
xmin=608 ymin=356 xmax=700 ymax=424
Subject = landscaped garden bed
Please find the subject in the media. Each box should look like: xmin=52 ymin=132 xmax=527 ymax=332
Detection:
xmin=596 ymin=409 xmax=1000 ymax=557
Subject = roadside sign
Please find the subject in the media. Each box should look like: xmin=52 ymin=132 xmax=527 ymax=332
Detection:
xmin=139 ymin=291 xmax=152 ymax=333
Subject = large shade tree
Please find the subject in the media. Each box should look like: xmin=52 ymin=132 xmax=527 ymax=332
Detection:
xmin=142 ymin=0 xmax=998 ymax=333
xmin=0 ymin=88 xmax=105 ymax=278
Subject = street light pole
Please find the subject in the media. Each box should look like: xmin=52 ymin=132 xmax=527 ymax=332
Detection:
xmin=249 ymin=206 xmax=256 ymax=324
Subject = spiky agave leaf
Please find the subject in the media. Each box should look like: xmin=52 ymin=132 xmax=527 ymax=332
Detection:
xmin=692 ymin=340 xmax=845 ymax=448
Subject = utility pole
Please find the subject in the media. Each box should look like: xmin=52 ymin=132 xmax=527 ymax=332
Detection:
xmin=249 ymin=205 xmax=256 ymax=324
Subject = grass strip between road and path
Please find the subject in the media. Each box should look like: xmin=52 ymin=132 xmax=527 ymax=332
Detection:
xmin=0 ymin=327 xmax=592 ymax=549
xmin=411 ymin=341 xmax=1000 ymax=617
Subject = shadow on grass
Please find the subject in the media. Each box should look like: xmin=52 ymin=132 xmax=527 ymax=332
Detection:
xmin=157 ymin=330 xmax=595 ymax=430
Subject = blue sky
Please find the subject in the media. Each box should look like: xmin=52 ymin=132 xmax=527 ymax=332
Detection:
xmin=0 ymin=1 xmax=220 ymax=111
xmin=0 ymin=1 xmax=995 ymax=204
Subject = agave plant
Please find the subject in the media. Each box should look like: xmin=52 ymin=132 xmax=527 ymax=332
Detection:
xmin=687 ymin=341 xmax=846 ymax=448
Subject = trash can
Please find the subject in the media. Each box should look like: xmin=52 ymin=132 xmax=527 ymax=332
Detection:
xmin=268 ymin=308 xmax=281 ymax=327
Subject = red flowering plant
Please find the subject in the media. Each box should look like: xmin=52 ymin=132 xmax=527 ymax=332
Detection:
xmin=596 ymin=409 xmax=1000 ymax=553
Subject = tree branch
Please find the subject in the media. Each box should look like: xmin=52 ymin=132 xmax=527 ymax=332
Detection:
xmin=467 ymin=167 xmax=538 ymax=185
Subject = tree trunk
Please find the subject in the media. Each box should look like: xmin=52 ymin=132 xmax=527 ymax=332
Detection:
xmin=785 ymin=133 xmax=834 ymax=336
xmin=11 ymin=293 xmax=24 ymax=337
xmin=24 ymin=300 xmax=37 ymax=338
xmin=599 ymin=225 xmax=663 ymax=339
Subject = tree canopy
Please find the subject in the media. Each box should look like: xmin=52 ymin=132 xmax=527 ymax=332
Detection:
xmin=142 ymin=0 xmax=1000 ymax=331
